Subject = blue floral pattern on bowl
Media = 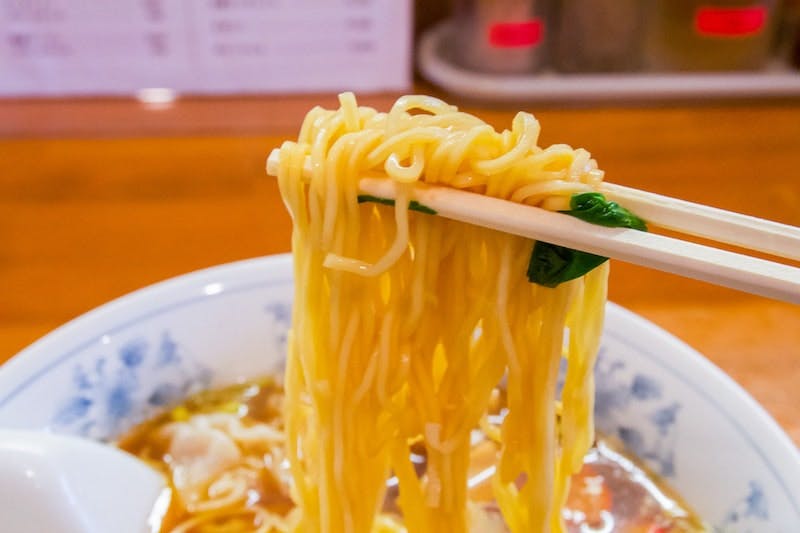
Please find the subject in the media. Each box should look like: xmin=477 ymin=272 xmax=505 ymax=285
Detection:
xmin=595 ymin=347 xmax=679 ymax=478
xmin=51 ymin=332 xmax=211 ymax=441
xmin=718 ymin=481 xmax=769 ymax=533
xmin=593 ymin=348 xmax=773 ymax=531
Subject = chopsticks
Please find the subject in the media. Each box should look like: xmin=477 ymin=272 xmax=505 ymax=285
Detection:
xmin=599 ymin=183 xmax=800 ymax=262
xmin=266 ymin=150 xmax=800 ymax=304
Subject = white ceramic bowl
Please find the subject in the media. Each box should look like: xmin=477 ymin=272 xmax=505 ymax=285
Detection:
xmin=0 ymin=255 xmax=798 ymax=531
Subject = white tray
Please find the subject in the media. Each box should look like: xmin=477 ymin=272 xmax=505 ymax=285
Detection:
xmin=418 ymin=22 xmax=800 ymax=102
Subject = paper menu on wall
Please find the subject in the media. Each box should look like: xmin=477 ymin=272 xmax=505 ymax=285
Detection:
xmin=0 ymin=0 xmax=412 ymax=97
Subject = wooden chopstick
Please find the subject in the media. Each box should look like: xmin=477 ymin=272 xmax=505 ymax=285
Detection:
xmin=266 ymin=150 xmax=800 ymax=304
xmin=600 ymin=182 xmax=800 ymax=262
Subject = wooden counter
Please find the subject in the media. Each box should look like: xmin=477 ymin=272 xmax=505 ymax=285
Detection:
xmin=1 ymin=93 xmax=799 ymax=445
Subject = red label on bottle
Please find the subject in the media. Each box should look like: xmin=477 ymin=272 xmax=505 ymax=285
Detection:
xmin=694 ymin=6 xmax=767 ymax=37
xmin=488 ymin=20 xmax=543 ymax=48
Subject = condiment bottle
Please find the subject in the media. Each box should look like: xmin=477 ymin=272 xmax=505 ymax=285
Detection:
xmin=450 ymin=0 xmax=552 ymax=74
xmin=645 ymin=0 xmax=781 ymax=71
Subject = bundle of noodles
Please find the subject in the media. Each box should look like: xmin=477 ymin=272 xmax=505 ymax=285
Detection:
xmin=276 ymin=93 xmax=611 ymax=533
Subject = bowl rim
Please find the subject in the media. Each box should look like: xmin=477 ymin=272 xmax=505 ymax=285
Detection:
xmin=604 ymin=304 xmax=800 ymax=512
xmin=0 ymin=255 xmax=293 ymax=405
xmin=1 ymin=254 xmax=798 ymax=515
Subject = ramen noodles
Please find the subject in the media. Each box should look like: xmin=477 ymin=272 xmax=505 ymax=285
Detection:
xmin=270 ymin=93 xmax=652 ymax=532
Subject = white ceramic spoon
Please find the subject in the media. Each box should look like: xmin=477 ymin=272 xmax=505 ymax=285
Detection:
xmin=0 ymin=429 xmax=167 ymax=533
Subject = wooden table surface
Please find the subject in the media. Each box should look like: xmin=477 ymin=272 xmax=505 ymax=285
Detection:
xmin=1 ymin=92 xmax=799 ymax=445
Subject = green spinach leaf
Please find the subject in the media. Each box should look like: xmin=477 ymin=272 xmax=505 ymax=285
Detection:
xmin=562 ymin=192 xmax=647 ymax=231
xmin=357 ymin=194 xmax=437 ymax=215
xmin=527 ymin=192 xmax=646 ymax=287
xmin=527 ymin=244 xmax=609 ymax=288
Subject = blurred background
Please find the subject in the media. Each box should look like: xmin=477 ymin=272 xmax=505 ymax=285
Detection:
xmin=1 ymin=0 xmax=799 ymax=442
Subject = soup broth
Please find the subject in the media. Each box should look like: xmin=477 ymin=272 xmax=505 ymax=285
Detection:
xmin=119 ymin=380 xmax=706 ymax=532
